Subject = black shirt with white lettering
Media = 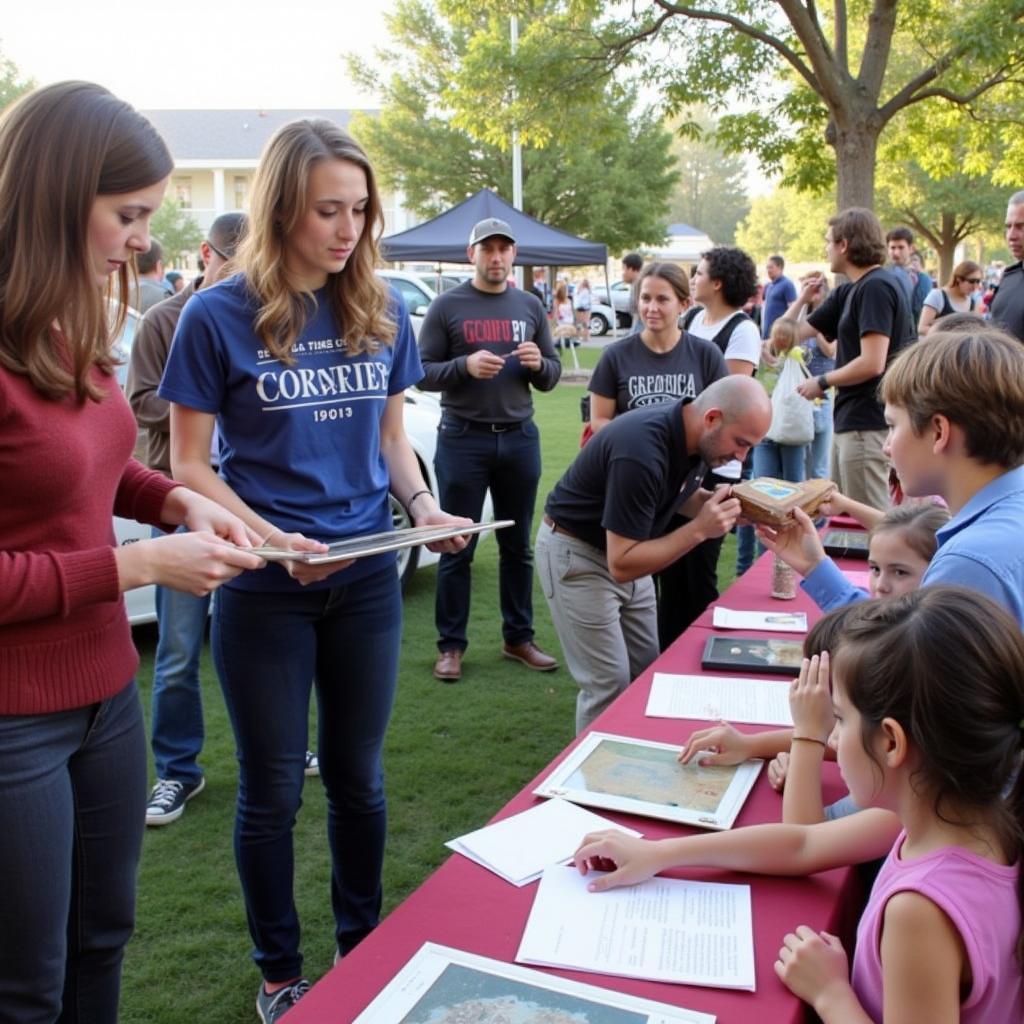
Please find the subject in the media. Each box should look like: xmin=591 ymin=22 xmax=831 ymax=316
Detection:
xmin=545 ymin=400 xmax=705 ymax=551
xmin=588 ymin=331 xmax=727 ymax=414
xmin=418 ymin=281 xmax=560 ymax=423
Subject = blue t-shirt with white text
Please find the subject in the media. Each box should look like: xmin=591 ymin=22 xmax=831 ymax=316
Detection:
xmin=159 ymin=275 xmax=423 ymax=591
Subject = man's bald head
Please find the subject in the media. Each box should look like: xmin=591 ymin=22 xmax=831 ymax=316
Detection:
xmin=685 ymin=376 xmax=772 ymax=468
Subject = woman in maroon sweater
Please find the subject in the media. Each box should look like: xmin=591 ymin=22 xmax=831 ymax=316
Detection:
xmin=0 ymin=82 xmax=264 ymax=1021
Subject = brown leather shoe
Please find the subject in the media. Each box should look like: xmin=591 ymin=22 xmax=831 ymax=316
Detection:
xmin=433 ymin=649 xmax=462 ymax=682
xmin=502 ymin=641 xmax=558 ymax=672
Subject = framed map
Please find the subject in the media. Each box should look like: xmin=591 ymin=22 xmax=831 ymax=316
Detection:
xmin=533 ymin=733 xmax=762 ymax=830
xmin=353 ymin=942 xmax=715 ymax=1023
xmin=821 ymin=529 xmax=870 ymax=560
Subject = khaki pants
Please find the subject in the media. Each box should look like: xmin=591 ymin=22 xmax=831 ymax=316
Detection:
xmin=832 ymin=429 xmax=889 ymax=510
xmin=535 ymin=521 xmax=659 ymax=734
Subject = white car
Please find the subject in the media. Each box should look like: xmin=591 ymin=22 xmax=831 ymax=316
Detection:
xmin=377 ymin=269 xmax=437 ymax=337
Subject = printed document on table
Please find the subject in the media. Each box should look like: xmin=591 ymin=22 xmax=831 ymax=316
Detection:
xmin=446 ymin=798 xmax=642 ymax=886
xmin=646 ymin=673 xmax=794 ymax=726
xmin=517 ymin=865 xmax=755 ymax=991
xmin=712 ymin=607 xmax=807 ymax=632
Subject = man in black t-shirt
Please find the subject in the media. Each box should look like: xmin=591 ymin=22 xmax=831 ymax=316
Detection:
xmin=787 ymin=208 xmax=916 ymax=510
xmin=537 ymin=375 xmax=771 ymax=733
xmin=419 ymin=218 xmax=562 ymax=683
xmin=990 ymin=191 xmax=1024 ymax=343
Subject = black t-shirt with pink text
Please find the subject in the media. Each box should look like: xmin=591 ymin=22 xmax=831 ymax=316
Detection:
xmin=418 ymin=281 xmax=560 ymax=423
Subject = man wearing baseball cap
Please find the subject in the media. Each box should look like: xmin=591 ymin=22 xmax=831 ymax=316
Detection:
xmin=418 ymin=217 xmax=562 ymax=682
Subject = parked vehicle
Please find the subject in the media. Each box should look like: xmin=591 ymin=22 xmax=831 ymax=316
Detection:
xmin=585 ymin=300 xmax=618 ymax=336
xmin=377 ymin=269 xmax=437 ymax=337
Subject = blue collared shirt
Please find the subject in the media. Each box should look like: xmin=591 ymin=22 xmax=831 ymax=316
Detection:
xmin=801 ymin=466 xmax=1024 ymax=626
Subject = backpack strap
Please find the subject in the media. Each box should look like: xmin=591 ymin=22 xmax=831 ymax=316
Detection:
xmin=681 ymin=306 xmax=701 ymax=330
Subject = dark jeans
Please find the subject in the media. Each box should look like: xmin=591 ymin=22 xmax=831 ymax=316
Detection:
xmin=433 ymin=414 xmax=542 ymax=651
xmin=212 ymin=567 xmax=402 ymax=982
xmin=655 ymin=522 xmax=724 ymax=652
xmin=0 ymin=682 xmax=145 ymax=1023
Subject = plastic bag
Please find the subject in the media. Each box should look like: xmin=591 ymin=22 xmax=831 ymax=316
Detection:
xmin=766 ymin=352 xmax=814 ymax=446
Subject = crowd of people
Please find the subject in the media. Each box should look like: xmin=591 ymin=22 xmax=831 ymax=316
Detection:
xmin=1 ymin=77 xmax=1023 ymax=1023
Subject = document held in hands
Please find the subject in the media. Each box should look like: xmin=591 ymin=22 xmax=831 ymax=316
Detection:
xmin=646 ymin=672 xmax=794 ymax=727
xmin=712 ymin=607 xmax=808 ymax=633
xmin=446 ymin=797 xmax=642 ymax=887
xmin=517 ymin=865 xmax=756 ymax=992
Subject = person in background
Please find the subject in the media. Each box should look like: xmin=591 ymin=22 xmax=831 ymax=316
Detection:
xmin=165 ymin=269 xmax=185 ymax=294
xmin=574 ymin=276 xmax=593 ymax=340
xmin=885 ymin=225 xmax=931 ymax=322
xmin=990 ymin=190 xmax=1024 ymax=342
xmin=552 ymin=280 xmax=577 ymax=349
xmin=161 ymin=119 xmax=466 ymax=1021
xmin=0 ymin=80 xmax=263 ymax=1023
xmin=131 ymin=238 xmax=173 ymax=312
xmin=621 ymin=252 xmax=644 ymax=330
xmin=753 ymin=317 xmax=809 ymax=483
xmin=761 ymin=254 xmax=797 ymax=339
xmin=796 ymin=275 xmax=836 ymax=482
xmin=129 ymin=212 xmax=306 ymax=829
xmin=917 ymin=259 xmax=981 ymax=336
xmin=587 ymin=262 xmax=728 ymax=649
xmin=418 ymin=217 xmax=561 ymax=684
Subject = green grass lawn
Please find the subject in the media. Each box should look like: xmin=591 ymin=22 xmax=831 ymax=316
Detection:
xmin=121 ymin=359 xmax=737 ymax=1022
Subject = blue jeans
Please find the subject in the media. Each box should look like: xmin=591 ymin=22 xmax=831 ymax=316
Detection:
xmin=0 ymin=682 xmax=145 ymax=1023
xmin=807 ymin=394 xmax=833 ymax=481
xmin=753 ymin=438 xmax=808 ymax=483
xmin=150 ymin=528 xmax=210 ymax=785
xmin=212 ymin=567 xmax=402 ymax=982
xmin=433 ymin=415 xmax=541 ymax=651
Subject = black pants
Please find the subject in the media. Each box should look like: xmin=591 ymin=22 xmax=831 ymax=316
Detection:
xmin=655 ymin=515 xmax=723 ymax=652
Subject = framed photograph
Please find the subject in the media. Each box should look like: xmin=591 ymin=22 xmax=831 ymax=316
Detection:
xmin=532 ymin=732 xmax=762 ymax=830
xmin=701 ymin=635 xmax=804 ymax=677
xmin=821 ymin=529 xmax=870 ymax=559
xmin=254 ymin=520 xmax=513 ymax=565
xmin=354 ymin=942 xmax=716 ymax=1023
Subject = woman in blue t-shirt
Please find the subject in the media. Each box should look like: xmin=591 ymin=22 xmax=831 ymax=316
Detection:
xmin=161 ymin=120 xmax=467 ymax=1020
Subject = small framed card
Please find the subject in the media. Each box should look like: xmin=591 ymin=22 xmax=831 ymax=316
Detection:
xmin=701 ymin=635 xmax=804 ymax=677
xmin=533 ymin=732 xmax=762 ymax=830
xmin=821 ymin=529 xmax=870 ymax=559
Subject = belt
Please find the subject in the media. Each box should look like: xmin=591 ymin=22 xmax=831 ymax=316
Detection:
xmin=446 ymin=416 xmax=528 ymax=433
xmin=543 ymin=513 xmax=575 ymax=538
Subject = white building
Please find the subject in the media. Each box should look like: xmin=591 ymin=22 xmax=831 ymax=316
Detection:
xmin=648 ymin=222 xmax=716 ymax=263
xmin=140 ymin=108 xmax=413 ymax=237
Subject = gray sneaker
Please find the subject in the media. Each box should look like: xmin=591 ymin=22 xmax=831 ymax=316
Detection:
xmin=145 ymin=777 xmax=205 ymax=826
xmin=257 ymin=979 xmax=310 ymax=1023
xmin=304 ymin=751 xmax=319 ymax=777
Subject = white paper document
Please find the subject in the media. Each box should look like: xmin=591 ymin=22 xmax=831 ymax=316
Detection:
xmin=646 ymin=673 xmax=794 ymax=726
xmin=446 ymin=798 xmax=642 ymax=886
xmin=517 ymin=866 xmax=755 ymax=991
xmin=712 ymin=607 xmax=808 ymax=633
xmin=354 ymin=942 xmax=717 ymax=1023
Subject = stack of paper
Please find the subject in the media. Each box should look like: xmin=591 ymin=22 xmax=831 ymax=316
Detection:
xmin=446 ymin=797 xmax=642 ymax=886
xmin=646 ymin=672 xmax=794 ymax=726
xmin=517 ymin=865 xmax=756 ymax=991
xmin=712 ymin=607 xmax=807 ymax=632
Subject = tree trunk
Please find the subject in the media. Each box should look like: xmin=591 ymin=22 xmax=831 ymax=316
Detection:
xmin=936 ymin=212 xmax=956 ymax=285
xmin=832 ymin=122 xmax=879 ymax=212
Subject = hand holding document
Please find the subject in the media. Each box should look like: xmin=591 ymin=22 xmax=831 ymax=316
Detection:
xmin=446 ymin=797 xmax=642 ymax=886
xmin=647 ymin=673 xmax=794 ymax=727
xmin=713 ymin=607 xmax=808 ymax=633
xmin=517 ymin=865 xmax=756 ymax=991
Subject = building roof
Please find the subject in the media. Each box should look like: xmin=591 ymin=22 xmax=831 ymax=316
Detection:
xmin=139 ymin=109 xmax=365 ymax=160
xmin=666 ymin=222 xmax=710 ymax=238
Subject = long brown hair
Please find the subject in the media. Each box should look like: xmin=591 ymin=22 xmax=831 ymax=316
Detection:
xmin=826 ymin=587 xmax=1024 ymax=965
xmin=0 ymin=81 xmax=172 ymax=401
xmin=236 ymin=119 xmax=394 ymax=362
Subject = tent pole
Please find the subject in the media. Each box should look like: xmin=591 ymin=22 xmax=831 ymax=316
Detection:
xmin=604 ymin=264 xmax=618 ymax=340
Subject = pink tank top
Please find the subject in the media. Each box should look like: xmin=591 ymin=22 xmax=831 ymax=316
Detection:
xmin=851 ymin=831 xmax=1022 ymax=1022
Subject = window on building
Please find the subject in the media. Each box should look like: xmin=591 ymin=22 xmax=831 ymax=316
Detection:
xmin=233 ymin=175 xmax=249 ymax=210
xmin=173 ymin=177 xmax=193 ymax=208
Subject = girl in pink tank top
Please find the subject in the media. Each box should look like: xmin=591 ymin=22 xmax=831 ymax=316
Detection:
xmin=573 ymin=585 xmax=1024 ymax=1022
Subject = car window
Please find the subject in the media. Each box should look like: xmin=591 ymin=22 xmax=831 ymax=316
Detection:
xmin=391 ymin=278 xmax=430 ymax=313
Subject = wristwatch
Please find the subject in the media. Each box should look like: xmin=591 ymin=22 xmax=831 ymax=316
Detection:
xmin=817 ymin=373 xmax=830 ymax=392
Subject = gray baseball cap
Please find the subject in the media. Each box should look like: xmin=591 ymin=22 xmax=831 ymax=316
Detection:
xmin=469 ymin=217 xmax=516 ymax=246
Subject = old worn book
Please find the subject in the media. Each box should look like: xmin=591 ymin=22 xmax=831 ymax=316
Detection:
xmin=732 ymin=477 xmax=835 ymax=527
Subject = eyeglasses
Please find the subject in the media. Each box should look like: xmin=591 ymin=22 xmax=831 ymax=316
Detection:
xmin=964 ymin=277 xmax=982 ymax=285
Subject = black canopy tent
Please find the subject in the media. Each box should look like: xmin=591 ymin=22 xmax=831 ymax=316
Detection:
xmin=380 ymin=188 xmax=608 ymax=267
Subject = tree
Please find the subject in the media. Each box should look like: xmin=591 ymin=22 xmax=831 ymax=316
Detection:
xmin=666 ymin=110 xmax=749 ymax=244
xmin=444 ymin=1 xmax=1024 ymax=213
xmin=0 ymin=45 xmax=34 ymax=110
xmin=734 ymin=186 xmax=835 ymax=264
xmin=345 ymin=0 xmax=678 ymax=254
xmin=150 ymin=197 xmax=203 ymax=270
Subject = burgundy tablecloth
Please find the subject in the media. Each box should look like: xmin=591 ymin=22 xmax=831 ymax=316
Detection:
xmin=289 ymin=550 xmax=864 ymax=1023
